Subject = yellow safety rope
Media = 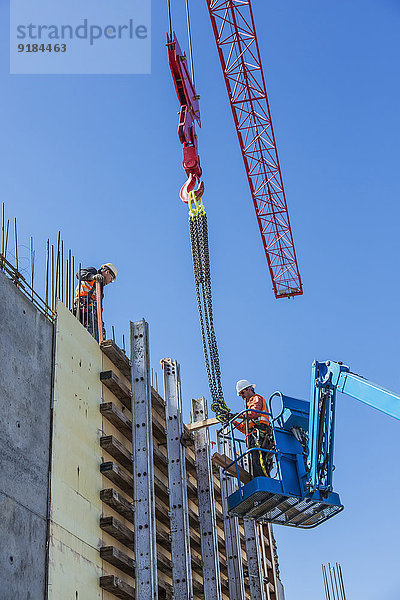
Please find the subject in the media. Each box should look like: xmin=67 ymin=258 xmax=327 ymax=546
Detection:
xmin=255 ymin=438 xmax=269 ymax=478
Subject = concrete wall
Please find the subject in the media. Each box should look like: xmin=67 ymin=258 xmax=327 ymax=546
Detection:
xmin=47 ymin=301 xmax=103 ymax=600
xmin=0 ymin=270 xmax=54 ymax=600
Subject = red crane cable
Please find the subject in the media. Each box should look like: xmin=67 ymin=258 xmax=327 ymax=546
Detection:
xmin=205 ymin=0 xmax=303 ymax=298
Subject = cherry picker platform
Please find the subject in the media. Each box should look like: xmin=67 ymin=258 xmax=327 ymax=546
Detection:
xmin=224 ymin=361 xmax=400 ymax=528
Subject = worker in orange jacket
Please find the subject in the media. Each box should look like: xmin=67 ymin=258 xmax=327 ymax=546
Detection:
xmin=73 ymin=263 xmax=117 ymax=341
xmin=234 ymin=380 xmax=275 ymax=477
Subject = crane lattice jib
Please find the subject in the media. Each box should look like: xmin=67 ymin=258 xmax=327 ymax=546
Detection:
xmin=206 ymin=0 xmax=303 ymax=299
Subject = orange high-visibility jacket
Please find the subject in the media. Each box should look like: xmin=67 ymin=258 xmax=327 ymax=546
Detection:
xmin=235 ymin=394 xmax=270 ymax=434
xmin=74 ymin=279 xmax=98 ymax=305
xmin=74 ymin=267 xmax=103 ymax=307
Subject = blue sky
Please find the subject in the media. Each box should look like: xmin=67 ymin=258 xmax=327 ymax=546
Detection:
xmin=1 ymin=0 xmax=400 ymax=598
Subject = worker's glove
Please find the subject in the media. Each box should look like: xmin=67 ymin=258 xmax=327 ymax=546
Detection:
xmin=93 ymin=273 xmax=104 ymax=283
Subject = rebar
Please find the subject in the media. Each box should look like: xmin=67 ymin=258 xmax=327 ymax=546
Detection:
xmin=322 ymin=565 xmax=331 ymax=600
xmin=1 ymin=202 xmax=4 ymax=262
xmin=14 ymin=218 xmax=18 ymax=273
xmin=77 ymin=262 xmax=81 ymax=323
xmin=30 ymin=237 xmax=34 ymax=300
xmin=332 ymin=563 xmax=341 ymax=600
xmin=51 ymin=245 xmax=55 ymax=311
xmin=4 ymin=219 xmax=9 ymax=261
xmin=322 ymin=563 xmax=347 ymax=600
xmin=72 ymin=255 xmax=75 ymax=310
xmin=66 ymin=257 xmax=69 ymax=310
xmin=45 ymin=239 xmax=49 ymax=313
xmin=68 ymin=249 xmax=72 ymax=310
xmin=55 ymin=232 xmax=60 ymax=303
xmin=61 ymin=239 xmax=64 ymax=304
xmin=337 ymin=564 xmax=347 ymax=600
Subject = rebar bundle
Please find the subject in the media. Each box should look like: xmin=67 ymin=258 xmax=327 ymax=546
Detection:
xmin=322 ymin=563 xmax=347 ymax=600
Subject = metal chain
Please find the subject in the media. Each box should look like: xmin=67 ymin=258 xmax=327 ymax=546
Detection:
xmin=189 ymin=216 xmax=214 ymax=398
xmin=189 ymin=206 xmax=231 ymax=423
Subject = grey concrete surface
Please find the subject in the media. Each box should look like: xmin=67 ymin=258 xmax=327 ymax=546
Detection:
xmin=0 ymin=491 xmax=48 ymax=600
xmin=0 ymin=271 xmax=53 ymax=600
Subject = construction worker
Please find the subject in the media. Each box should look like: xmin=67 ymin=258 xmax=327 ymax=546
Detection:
xmin=234 ymin=380 xmax=275 ymax=478
xmin=73 ymin=263 xmax=117 ymax=341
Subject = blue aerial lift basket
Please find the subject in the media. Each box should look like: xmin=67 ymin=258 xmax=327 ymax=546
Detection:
xmin=225 ymin=361 xmax=400 ymax=528
xmin=224 ymin=390 xmax=344 ymax=528
xmin=228 ymin=477 xmax=343 ymax=528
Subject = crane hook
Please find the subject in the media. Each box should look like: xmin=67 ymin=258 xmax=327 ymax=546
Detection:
xmin=180 ymin=172 xmax=205 ymax=204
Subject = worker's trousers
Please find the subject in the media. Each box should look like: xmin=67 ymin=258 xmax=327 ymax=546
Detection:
xmin=248 ymin=423 xmax=275 ymax=478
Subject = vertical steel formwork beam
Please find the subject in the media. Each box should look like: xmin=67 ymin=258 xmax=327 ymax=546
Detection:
xmin=191 ymin=398 xmax=222 ymax=600
xmin=258 ymin=523 xmax=271 ymax=600
xmin=162 ymin=358 xmax=193 ymax=600
xmin=243 ymin=518 xmax=266 ymax=600
xmin=217 ymin=431 xmax=245 ymax=600
xmin=131 ymin=320 xmax=158 ymax=600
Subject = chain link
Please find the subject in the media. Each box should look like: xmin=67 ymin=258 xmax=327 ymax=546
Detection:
xmin=189 ymin=206 xmax=231 ymax=423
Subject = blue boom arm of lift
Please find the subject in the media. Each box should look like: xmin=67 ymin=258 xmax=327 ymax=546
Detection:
xmin=226 ymin=361 xmax=400 ymax=529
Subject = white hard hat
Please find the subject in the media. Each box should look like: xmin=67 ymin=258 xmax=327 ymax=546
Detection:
xmin=236 ymin=379 xmax=256 ymax=396
xmin=101 ymin=263 xmax=118 ymax=280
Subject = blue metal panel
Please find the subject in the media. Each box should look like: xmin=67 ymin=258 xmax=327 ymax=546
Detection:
xmin=228 ymin=476 xmax=284 ymax=512
xmin=280 ymin=396 xmax=310 ymax=431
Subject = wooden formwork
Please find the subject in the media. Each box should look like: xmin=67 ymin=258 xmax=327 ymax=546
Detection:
xmin=98 ymin=335 xmax=281 ymax=600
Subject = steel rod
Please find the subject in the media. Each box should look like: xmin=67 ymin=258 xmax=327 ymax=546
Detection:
xmin=322 ymin=565 xmax=329 ymax=600
xmin=30 ymin=237 xmax=34 ymax=300
xmin=77 ymin=262 xmax=81 ymax=323
xmin=4 ymin=219 xmax=9 ymax=261
xmin=72 ymin=255 xmax=75 ymax=310
xmin=14 ymin=218 xmax=18 ymax=273
xmin=61 ymin=239 xmax=64 ymax=303
xmin=1 ymin=202 xmax=4 ymax=260
xmin=68 ymin=249 xmax=72 ymax=309
xmin=337 ymin=564 xmax=347 ymax=600
xmin=55 ymin=232 xmax=60 ymax=302
xmin=45 ymin=239 xmax=49 ymax=313
xmin=51 ymin=245 xmax=54 ymax=311
xmin=66 ymin=257 xmax=69 ymax=310
xmin=333 ymin=564 xmax=341 ymax=600
xmin=185 ymin=0 xmax=195 ymax=85
xmin=328 ymin=564 xmax=336 ymax=600
xmin=166 ymin=0 xmax=173 ymax=40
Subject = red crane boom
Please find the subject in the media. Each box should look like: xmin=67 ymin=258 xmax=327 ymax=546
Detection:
xmin=206 ymin=0 xmax=303 ymax=298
